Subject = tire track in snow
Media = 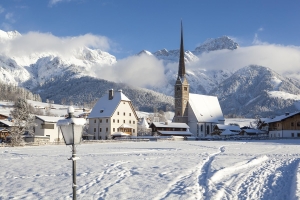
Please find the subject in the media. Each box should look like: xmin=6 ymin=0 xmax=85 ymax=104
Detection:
xmin=154 ymin=146 xmax=225 ymax=200
xmin=207 ymin=155 xmax=269 ymax=200
xmin=238 ymin=158 xmax=299 ymax=200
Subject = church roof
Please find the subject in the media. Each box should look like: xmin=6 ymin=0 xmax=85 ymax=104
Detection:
xmin=88 ymin=90 xmax=131 ymax=118
xmin=177 ymin=20 xmax=186 ymax=80
xmin=189 ymin=93 xmax=224 ymax=123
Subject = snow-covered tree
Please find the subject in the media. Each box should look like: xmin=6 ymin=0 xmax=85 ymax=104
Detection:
xmin=10 ymin=98 xmax=36 ymax=146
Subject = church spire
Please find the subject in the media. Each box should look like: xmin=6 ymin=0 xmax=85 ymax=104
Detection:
xmin=178 ymin=20 xmax=185 ymax=79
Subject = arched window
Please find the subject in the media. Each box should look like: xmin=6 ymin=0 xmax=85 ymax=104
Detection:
xmin=207 ymin=125 xmax=210 ymax=134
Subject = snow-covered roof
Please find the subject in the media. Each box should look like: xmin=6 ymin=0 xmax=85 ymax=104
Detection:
xmin=57 ymin=117 xmax=86 ymax=126
xmin=36 ymin=115 xmax=65 ymax=123
xmin=151 ymin=122 xmax=189 ymax=128
xmin=88 ymin=90 xmax=131 ymax=118
xmin=264 ymin=111 xmax=300 ymax=123
xmin=138 ymin=117 xmax=149 ymax=129
xmin=158 ymin=131 xmax=192 ymax=136
xmin=189 ymin=93 xmax=224 ymax=123
xmin=0 ymin=120 xmax=13 ymax=126
xmin=215 ymin=124 xmax=241 ymax=131
xmin=220 ymin=129 xmax=239 ymax=136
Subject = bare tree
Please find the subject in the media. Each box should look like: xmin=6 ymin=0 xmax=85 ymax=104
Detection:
xmin=10 ymin=98 xmax=36 ymax=146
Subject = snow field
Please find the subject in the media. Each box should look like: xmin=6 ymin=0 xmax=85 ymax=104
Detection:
xmin=1 ymin=140 xmax=300 ymax=199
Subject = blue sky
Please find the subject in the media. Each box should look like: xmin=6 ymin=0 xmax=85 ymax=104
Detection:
xmin=1 ymin=0 xmax=300 ymax=59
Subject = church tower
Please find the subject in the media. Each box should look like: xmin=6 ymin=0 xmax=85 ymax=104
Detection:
xmin=173 ymin=21 xmax=189 ymax=123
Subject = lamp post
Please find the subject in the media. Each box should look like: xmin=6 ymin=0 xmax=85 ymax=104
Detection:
xmin=57 ymin=106 xmax=86 ymax=200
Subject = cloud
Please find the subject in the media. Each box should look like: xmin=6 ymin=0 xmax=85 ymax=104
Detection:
xmin=187 ymin=44 xmax=300 ymax=75
xmin=5 ymin=13 xmax=14 ymax=22
xmin=258 ymin=27 xmax=264 ymax=32
xmin=0 ymin=5 xmax=4 ymax=14
xmin=0 ymin=32 xmax=111 ymax=57
xmin=93 ymin=54 xmax=166 ymax=88
xmin=49 ymin=0 xmax=71 ymax=6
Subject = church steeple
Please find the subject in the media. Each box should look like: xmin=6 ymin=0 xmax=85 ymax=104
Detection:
xmin=173 ymin=20 xmax=189 ymax=124
xmin=178 ymin=20 xmax=186 ymax=79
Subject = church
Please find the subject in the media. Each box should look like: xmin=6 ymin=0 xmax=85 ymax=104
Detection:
xmin=173 ymin=22 xmax=225 ymax=137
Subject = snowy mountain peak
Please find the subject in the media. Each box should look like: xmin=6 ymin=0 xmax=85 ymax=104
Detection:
xmin=137 ymin=50 xmax=153 ymax=56
xmin=194 ymin=36 xmax=239 ymax=54
xmin=0 ymin=30 xmax=21 ymax=40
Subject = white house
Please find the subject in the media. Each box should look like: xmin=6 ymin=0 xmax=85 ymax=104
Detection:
xmin=34 ymin=115 xmax=66 ymax=142
xmin=88 ymin=89 xmax=138 ymax=140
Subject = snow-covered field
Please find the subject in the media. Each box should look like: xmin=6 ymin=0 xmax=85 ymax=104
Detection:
xmin=1 ymin=140 xmax=300 ymax=200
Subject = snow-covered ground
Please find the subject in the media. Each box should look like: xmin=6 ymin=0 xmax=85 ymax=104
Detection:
xmin=1 ymin=140 xmax=300 ymax=199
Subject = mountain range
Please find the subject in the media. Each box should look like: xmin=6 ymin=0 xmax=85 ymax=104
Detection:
xmin=0 ymin=30 xmax=300 ymax=118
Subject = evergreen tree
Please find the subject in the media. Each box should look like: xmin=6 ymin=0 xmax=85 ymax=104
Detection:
xmin=10 ymin=98 xmax=36 ymax=146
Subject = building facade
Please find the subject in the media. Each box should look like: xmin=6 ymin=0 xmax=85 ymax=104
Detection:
xmin=88 ymin=89 xmax=138 ymax=140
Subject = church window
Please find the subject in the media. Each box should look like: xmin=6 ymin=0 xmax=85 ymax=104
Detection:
xmin=206 ymin=125 xmax=210 ymax=134
xmin=177 ymin=87 xmax=180 ymax=91
xmin=201 ymin=125 xmax=203 ymax=132
xmin=184 ymin=87 xmax=187 ymax=91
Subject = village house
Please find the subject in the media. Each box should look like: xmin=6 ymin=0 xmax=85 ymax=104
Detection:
xmin=88 ymin=89 xmax=138 ymax=140
xmin=0 ymin=120 xmax=13 ymax=142
xmin=212 ymin=124 xmax=241 ymax=136
xmin=172 ymin=22 xmax=225 ymax=138
xmin=149 ymin=121 xmax=192 ymax=136
xmin=261 ymin=111 xmax=300 ymax=138
xmin=31 ymin=115 xmax=66 ymax=143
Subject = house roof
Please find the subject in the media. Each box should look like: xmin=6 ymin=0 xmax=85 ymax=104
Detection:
xmin=220 ymin=129 xmax=239 ymax=136
xmin=0 ymin=120 xmax=13 ymax=127
xmin=151 ymin=122 xmax=189 ymax=128
xmin=188 ymin=93 xmax=224 ymax=123
xmin=88 ymin=90 xmax=131 ymax=118
xmin=36 ymin=116 xmax=65 ymax=123
xmin=158 ymin=131 xmax=192 ymax=136
xmin=215 ymin=124 xmax=241 ymax=131
xmin=138 ymin=117 xmax=149 ymax=129
xmin=264 ymin=111 xmax=300 ymax=123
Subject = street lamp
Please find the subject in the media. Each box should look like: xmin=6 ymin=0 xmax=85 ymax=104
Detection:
xmin=57 ymin=106 xmax=86 ymax=200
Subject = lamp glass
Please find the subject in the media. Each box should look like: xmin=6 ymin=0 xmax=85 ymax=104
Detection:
xmin=60 ymin=124 xmax=83 ymax=145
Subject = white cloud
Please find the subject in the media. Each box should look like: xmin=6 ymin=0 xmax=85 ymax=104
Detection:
xmin=0 ymin=5 xmax=5 ymax=14
xmin=187 ymin=44 xmax=300 ymax=75
xmin=258 ymin=27 xmax=264 ymax=32
xmin=93 ymin=54 xmax=166 ymax=88
xmin=5 ymin=13 xmax=14 ymax=21
xmin=49 ymin=0 xmax=71 ymax=6
xmin=0 ymin=32 xmax=111 ymax=57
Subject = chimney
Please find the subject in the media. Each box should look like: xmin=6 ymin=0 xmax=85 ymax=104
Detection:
xmin=118 ymin=89 xmax=122 ymax=93
xmin=285 ymin=112 xmax=290 ymax=116
xmin=109 ymin=89 xmax=114 ymax=100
